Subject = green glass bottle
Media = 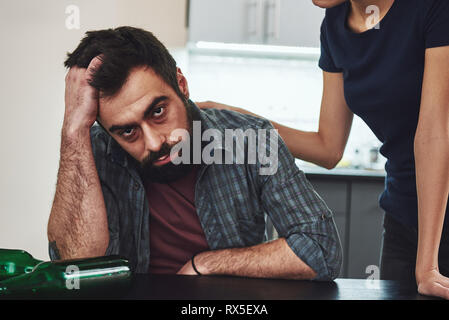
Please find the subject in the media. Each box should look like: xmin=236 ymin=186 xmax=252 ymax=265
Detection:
xmin=0 ymin=249 xmax=43 ymax=281
xmin=0 ymin=255 xmax=132 ymax=298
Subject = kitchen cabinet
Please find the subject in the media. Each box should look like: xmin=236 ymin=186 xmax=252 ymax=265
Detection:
xmin=188 ymin=0 xmax=324 ymax=47
xmin=304 ymin=172 xmax=385 ymax=279
xmin=266 ymin=0 xmax=324 ymax=47
xmin=347 ymin=181 xmax=385 ymax=278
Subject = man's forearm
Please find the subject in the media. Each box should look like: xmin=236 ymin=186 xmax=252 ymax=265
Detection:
xmin=47 ymin=128 xmax=109 ymax=259
xmin=193 ymin=238 xmax=317 ymax=280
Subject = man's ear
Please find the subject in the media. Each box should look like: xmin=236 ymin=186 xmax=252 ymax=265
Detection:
xmin=177 ymin=67 xmax=190 ymax=99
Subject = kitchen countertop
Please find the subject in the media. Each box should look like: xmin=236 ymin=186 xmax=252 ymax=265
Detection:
xmin=299 ymin=165 xmax=386 ymax=181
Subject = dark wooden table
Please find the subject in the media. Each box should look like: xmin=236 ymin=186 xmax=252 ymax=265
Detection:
xmin=0 ymin=274 xmax=439 ymax=300
xmin=120 ymin=274 xmax=435 ymax=300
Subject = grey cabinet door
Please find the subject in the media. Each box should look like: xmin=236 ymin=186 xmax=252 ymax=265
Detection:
xmin=348 ymin=181 xmax=385 ymax=279
xmin=188 ymin=0 xmax=324 ymax=47
xmin=189 ymin=0 xmax=265 ymax=44
xmin=264 ymin=0 xmax=324 ymax=47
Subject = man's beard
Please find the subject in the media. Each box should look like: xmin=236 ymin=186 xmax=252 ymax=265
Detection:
xmin=139 ymin=99 xmax=200 ymax=184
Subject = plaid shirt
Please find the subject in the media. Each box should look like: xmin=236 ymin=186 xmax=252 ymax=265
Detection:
xmin=50 ymin=102 xmax=342 ymax=281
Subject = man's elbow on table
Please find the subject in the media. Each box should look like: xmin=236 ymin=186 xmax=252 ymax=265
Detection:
xmin=47 ymin=231 xmax=110 ymax=261
xmin=323 ymin=248 xmax=343 ymax=281
xmin=319 ymin=239 xmax=342 ymax=281
xmin=309 ymin=250 xmax=342 ymax=281
xmin=318 ymin=238 xmax=343 ymax=281
xmin=287 ymin=230 xmax=343 ymax=281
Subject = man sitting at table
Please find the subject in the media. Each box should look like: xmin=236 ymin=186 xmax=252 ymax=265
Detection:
xmin=47 ymin=26 xmax=342 ymax=281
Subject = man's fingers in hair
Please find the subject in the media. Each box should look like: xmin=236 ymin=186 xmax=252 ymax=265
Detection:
xmin=86 ymin=55 xmax=104 ymax=83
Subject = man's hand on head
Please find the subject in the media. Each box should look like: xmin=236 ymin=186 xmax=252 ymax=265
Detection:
xmin=49 ymin=54 xmax=109 ymax=259
xmin=63 ymin=55 xmax=103 ymax=137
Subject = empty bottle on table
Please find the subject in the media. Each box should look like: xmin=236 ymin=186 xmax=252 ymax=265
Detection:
xmin=0 ymin=253 xmax=132 ymax=296
xmin=0 ymin=249 xmax=43 ymax=281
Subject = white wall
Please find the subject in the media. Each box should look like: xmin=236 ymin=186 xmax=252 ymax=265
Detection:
xmin=0 ymin=0 xmax=187 ymax=260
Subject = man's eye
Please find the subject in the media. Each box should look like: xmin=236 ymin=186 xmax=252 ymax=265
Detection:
xmin=153 ymin=106 xmax=165 ymax=118
xmin=121 ymin=128 xmax=135 ymax=137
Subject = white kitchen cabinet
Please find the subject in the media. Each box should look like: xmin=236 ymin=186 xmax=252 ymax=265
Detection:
xmin=188 ymin=0 xmax=324 ymax=47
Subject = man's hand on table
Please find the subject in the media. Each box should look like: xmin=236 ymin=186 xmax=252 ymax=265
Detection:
xmin=175 ymin=239 xmax=318 ymax=280
xmin=177 ymin=252 xmax=210 ymax=276
xmin=177 ymin=259 xmax=199 ymax=276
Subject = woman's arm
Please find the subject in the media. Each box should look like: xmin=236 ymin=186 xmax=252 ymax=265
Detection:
xmin=197 ymin=71 xmax=353 ymax=169
xmin=414 ymin=46 xmax=449 ymax=300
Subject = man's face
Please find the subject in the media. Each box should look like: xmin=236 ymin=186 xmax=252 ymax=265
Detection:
xmin=98 ymin=66 xmax=192 ymax=182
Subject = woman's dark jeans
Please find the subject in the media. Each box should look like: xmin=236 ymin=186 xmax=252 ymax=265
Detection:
xmin=380 ymin=214 xmax=449 ymax=284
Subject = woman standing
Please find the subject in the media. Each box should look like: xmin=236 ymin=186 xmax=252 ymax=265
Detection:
xmin=199 ymin=0 xmax=449 ymax=299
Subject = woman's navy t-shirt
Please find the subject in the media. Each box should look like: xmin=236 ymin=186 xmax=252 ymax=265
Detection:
xmin=319 ymin=0 xmax=449 ymax=228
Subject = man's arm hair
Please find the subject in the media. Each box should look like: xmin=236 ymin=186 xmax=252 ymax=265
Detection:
xmin=47 ymin=129 xmax=109 ymax=259
xmin=193 ymin=238 xmax=317 ymax=280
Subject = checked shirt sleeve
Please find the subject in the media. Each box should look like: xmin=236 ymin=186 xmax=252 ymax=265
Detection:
xmin=258 ymin=122 xmax=343 ymax=281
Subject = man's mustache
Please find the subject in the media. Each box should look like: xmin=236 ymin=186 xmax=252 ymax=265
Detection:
xmin=141 ymin=142 xmax=174 ymax=167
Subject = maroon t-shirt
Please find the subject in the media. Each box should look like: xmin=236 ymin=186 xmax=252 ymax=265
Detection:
xmin=145 ymin=167 xmax=209 ymax=274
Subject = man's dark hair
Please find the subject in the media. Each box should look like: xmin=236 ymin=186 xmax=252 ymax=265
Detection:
xmin=64 ymin=26 xmax=183 ymax=99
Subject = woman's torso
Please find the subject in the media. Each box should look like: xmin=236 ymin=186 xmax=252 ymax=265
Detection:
xmin=319 ymin=0 xmax=449 ymax=227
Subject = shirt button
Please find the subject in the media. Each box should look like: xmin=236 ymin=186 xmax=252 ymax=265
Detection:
xmin=133 ymin=182 xmax=140 ymax=190
xmin=321 ymin=213 xmax=326 ymax=221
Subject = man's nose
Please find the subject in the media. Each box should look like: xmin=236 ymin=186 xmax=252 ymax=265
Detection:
xmin=142 ymin=124 xmax=165 ymax=153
